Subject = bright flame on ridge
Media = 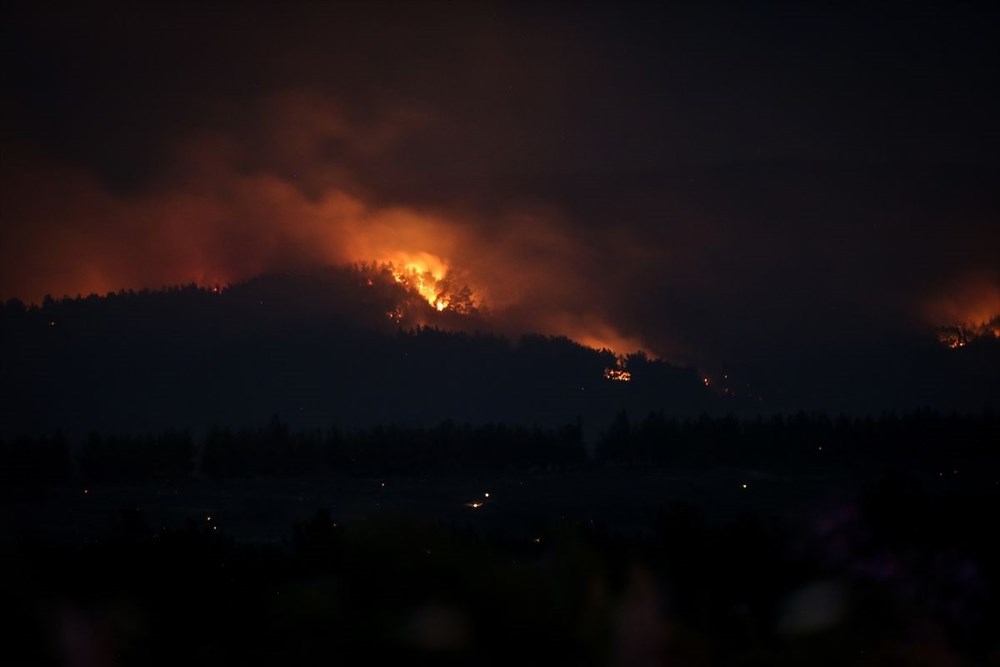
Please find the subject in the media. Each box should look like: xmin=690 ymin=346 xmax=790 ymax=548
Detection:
xmin=384 ymin=251 xmax=452 ymax=311
xmin=603 ymin=355 xmax=632 ymax=382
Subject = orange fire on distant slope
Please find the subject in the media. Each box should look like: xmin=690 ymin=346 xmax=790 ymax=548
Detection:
xmin=1 ymin=139 xmax=653 ymax=357
xmin=603 ymin=355 xmax=633 ymax=382
xmin=925 ymin=275 xmax=1000 ymax=349
xmin=384 ymin=252 xmax=452 ymax=311
xmin=937 ymin=320 xmax=1000 ymax=349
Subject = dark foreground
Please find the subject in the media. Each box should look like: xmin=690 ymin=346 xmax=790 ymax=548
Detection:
xmin=4 ymin=470 xmax=1000 ymax=665
xmin=4 ymin=413 xmax=1000 ymax=664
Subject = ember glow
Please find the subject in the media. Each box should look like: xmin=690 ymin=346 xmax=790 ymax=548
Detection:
xmin=937 ymin=320 xmax=1000 ymax=349
xmin=603 ymin=356 xmax=633 ymax=382
xmin=925 ymin=276 xmax=1000 ymax=349
xmin=386 ymin=253 xmax=454 ymax=312
xmin=604 ymin=369 xmax=632 ymax=382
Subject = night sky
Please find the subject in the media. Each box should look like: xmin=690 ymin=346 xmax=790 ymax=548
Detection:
xmin=3 ymin=1 xmax=999 ymax=374
xmin=6 ymin=8 xmax=1000 ymax=662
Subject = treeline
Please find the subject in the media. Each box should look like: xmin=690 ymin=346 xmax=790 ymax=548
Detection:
xmin=2 ymin=410 xmax=998 ymax=486
xmin=0 ymin=418 xmax=586 ymax=485
xmin=201 ymin=418 xmax=585 ymax=477
xmin=599 ymin=408 xmax=1000 ymax=474
xmin=0 ymin=268 xmax=711 ymax=438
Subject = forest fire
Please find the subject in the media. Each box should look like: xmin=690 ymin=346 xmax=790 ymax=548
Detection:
xmin=937 ymin=319 xmax=1000 ymax=349
xmin=373 ymin=252 xmax=466 ymax=313
xmin=0 ymin=97 xmax=644 ymax=359
xmin=604 ymin=369 xmax=632 ymax=382
xmin=603 ymin=356 xmax=632 ymax=382
xmin=926 ymin=279 xmax=1000 ymax=349
xmin=389 ymin=263 xmax=448 ymax=311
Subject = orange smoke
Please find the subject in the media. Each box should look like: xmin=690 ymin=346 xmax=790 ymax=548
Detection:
xmin=923 ymin=273 xmax=1000 ymax=328
xmin=0 ymin=93 xmax=653 ymax=356
xmin=923 ymin=272 xmax=1000 ymax=347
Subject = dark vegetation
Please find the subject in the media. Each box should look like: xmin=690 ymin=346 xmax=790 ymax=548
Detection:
xmin=3 ymin=271 xmax=1000 ymax=664
xmin=2 ymin=410 xmax=999 ymax=486
xmin=3 ymin=423 xmax=1000 ymax=664
xmin=0 ymin=267 xmax=711 ymax=438
xmin=3 ymin=413 xmax=999 ymax=663
xmin=4 ymin=266 xmax=998 ymax=440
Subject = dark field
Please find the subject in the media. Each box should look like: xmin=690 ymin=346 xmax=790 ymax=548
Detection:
xmin=4 ymin=414 xmax=1000 ymax=665
xmin=5 ymin=469 xmax=859 ymax=544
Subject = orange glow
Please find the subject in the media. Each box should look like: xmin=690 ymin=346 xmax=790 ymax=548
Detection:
xmin=937 ymin=328 xmax=967 ymax=349
xmin=603 ymin=356 xmax=633 ymax=382
xmin=0 ymin=100 xmax=656 ymax=360
xmin=604 ymin=368 xmax=632 ymax=382
xmin=924 ymin=275 xmax=1000 ymax=349
xmin=937 ymin=319 xmax=1000 ymax=349
xmin=385 ymin=251 xmax=452 ymax=310
xmin=925 ymin=277 xmax=999 ymax=324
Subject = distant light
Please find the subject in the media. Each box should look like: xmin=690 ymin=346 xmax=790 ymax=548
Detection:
xmin=466 ymin=501 xmax=483 ymax=509
xmin=83 ymin=488 xmax=89 ymax=495
xmin=206 ymin=515 xmax=212 ymax=521
xmin=533 ymin=537 xmax=541 ymax=544
xmin=741 ymin=483 xmax=748 ymax=489
xmin=484 ymin=492 xmax=490 ymax=498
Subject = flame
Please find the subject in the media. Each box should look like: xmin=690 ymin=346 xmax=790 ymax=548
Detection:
xmin=2 ymin=130 xmax=655 ymax=359
xmin=924 ymin=274 xmax=1000 ymax=349
xmin=386 ymin=252 xmax=448 ymax=307
xmin=937 ymin=320 xmax=1000 ymax=349
xmin=937 ymin=328 xmax=968 ymax=349
xmin=603 ymin=368 xmax=632 ymax=382
xmin=381 ymin=251 xmax=456 ymax=311
xmin=603 ymin=355 xmax=633 ymax=381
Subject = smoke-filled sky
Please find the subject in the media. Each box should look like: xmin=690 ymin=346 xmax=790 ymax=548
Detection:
xmin=3 ymin=1 xmax=999 ymax=368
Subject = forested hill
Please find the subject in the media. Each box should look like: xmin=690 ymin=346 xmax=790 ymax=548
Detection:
xmin=0 ymin=267 xmax=711 ymax=437
xmin=3 ymin=265 xmax=998 ymax=438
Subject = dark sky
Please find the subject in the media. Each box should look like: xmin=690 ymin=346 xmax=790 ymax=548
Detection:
xmin=3 ymin=0 xmax=999 ymax=370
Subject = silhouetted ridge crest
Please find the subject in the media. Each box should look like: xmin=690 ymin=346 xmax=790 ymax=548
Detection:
xmin=0 ymin=267 xmax=706 ymax=436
